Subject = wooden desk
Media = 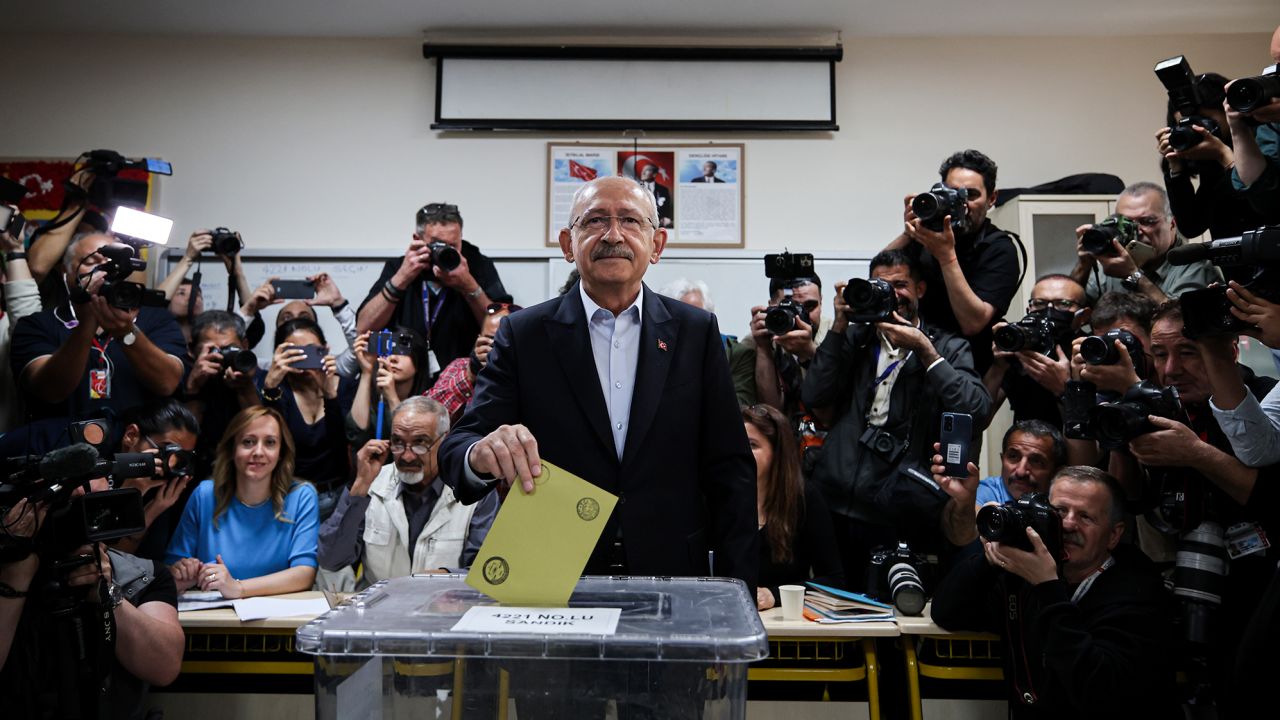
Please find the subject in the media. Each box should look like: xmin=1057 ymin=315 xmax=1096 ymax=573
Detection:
xmin=174 ymin=591 xmax=332 ymax=693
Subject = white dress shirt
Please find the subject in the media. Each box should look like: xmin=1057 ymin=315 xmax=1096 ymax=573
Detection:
xmin=580 ymin=283 xmax=643 ymax=460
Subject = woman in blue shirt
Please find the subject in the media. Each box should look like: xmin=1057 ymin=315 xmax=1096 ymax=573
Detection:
xmin=166 ymin=405 xmax=319 ymax=598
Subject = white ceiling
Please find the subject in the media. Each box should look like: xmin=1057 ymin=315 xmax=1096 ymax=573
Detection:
xmin=1 ymin=0 xmax=1274 ymax=38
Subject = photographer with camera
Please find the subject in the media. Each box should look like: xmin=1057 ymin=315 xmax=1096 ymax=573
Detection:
xmin=957 ymin=421 xmax=1065 ymax=544
xmin=1 ymin=478 xmax=185 ymax=719
xmin=159 ymin=229 xmax=253 ymax=344
xmin=737 ymin=274 xmax=830 ymax=414
xmin=1155 ymin=66 xmax=1266 ymax=240
xmin=884 ymin=149 xmax=1021 ymax=374
xmin=346 ymin=327 xmax=434 ymax=446
xmin=984 ymin=274 xmax=1086 ymax=426
xmin=800 ymin=249 xmax=990 ymax=585
xmin=240 ymin=272 xmax=362 ymax=377
xmin=1070 ymin=182 xmax=1220 ymax=305
xmin=426 ymin=302 xmax=521 ymax=426
xmin=182 ymin=310 xmax=264 ymax=480
xmin=932 ymin=465 xmax=1178 ymax=720
xmin=319 ymin=398 xmax=497 ymax=591
xmin=357 ymin=203 xmax=512 ymax=380
xmin=1224 ymin=26 xmax=1280 ymax=225
xmin=9 ymin=233 xmax=186 ymax=424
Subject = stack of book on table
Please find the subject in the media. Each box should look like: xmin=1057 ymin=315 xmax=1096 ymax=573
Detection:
xmin=803 ymin=582 xmax=895 ymax=623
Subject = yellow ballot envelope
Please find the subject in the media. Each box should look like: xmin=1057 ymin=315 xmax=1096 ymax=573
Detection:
xmin=467 ymin=461 xmax=618 ymax=606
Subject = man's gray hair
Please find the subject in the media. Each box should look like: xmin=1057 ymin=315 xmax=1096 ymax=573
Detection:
xmin=392 ymin=396 xmax=449 ymax=437
xmin=1051 ymin=465 xmax=1126 ymax=526
xmin=1120 ymin=181 xmax=1172 ymax=218
xmin=63 ymin=231 xmax=100 ymax=275
xmin=567 ymin=176 xmax=660 ymax=230
xmin=659 ymin=278 xmax=714 ymax=313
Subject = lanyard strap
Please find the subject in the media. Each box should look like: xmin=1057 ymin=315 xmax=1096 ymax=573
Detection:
xmin=1070 ymin=555 xmax=1115 ymax=604
xmin=420 ymin=284 xmax=447 ymax=343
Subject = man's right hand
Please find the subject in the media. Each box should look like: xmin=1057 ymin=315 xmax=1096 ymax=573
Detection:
xmin=931 ymin=443 xmax=979 ymax=504
xmin=1073 ymin=336 xmax=1139 ymax=393
xmin=469 ymin=424 xmax=542 ymax=494
xmin=183 ymin=231 xmax=213 ymax=261
xmin=832 ymin=281 xmax=851 ymax=333
xmin=392 ymin=241 xmax=433 ymax=288
xmin=352 ymin=440 xmax=389 ymax=497
xmin=1074 ymin=226 xmax=1138 ymax=279
xmin=749 ymin=305 xmax=772 ymax=346
xmin=186 ymin=343 xmax=225 ymax=394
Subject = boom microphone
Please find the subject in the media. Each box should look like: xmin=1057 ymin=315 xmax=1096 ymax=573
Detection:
xmin=9 ymin=443 xmax=101 ymax=482
xmin=1166 ymin=243 xmax=1212 ymax=266
xmin=1167 ymin=228 xmax=1280 ymax=267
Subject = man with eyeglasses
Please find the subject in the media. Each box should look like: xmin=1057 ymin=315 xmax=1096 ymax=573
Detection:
xmin=884 ymin=149 xmax=1022 ymax=375
xmin=439 ymin=175 xmax=755 ymax=587
xmin=802 ymin=249 xmax=990 ymax=586
xmin=357 ymin=203 xmax=512 ymax=380
xmin=109 ymin=400 xmax=201 ymax=561
xmin=1070 ymin=182 xmax=1220 ymax=306
xmin=319 ymin=397 xmax=496 ymax=590
xmin=734 ymin=275 xmax=830 ymax=413
xmin=984 ymin=274 xmax=1087 ymax=426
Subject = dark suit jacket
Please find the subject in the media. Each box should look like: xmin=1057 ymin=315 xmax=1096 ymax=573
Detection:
xmin=438 ymin=283 xmax=757 ymax=587
xmin=690 ymin=176 xmax=725 ymax=183
xmin=644 ymin=182 xmax=673 ymax=225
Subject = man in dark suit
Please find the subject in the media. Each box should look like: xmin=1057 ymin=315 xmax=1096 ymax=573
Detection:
xmin=637 ymin=164 xmax=674 ymax=228
xmin=690 ymin=160 xmax=726 ymax=183
xmin=438 ymin=176 xmax=756 ymax=588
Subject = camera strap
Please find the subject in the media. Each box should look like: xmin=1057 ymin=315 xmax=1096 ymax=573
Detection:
xmin=420 ymin=283 xmax=447 ymax=346
xmin=1070 ymin=555 xmax=1115 ymax=604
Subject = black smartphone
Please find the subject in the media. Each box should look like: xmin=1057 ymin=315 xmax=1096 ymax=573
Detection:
xmin=939 ymin=412 xmax=973 ymax=478
xmin=271 ymin=279 xmax=316 ymax=300
xmin=294 ymin=344 xmax=326 ymax=370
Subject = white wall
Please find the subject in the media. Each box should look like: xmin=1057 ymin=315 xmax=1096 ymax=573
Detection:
xmin=0 ymin=32 xmax=1269 ymax=260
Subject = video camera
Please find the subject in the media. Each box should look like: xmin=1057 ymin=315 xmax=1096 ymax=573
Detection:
xmin=69 ymin=242 xmax=168 ymax=311
xmin=1169 ymin=226 xmax=1280 ymax=338
xmin=1154 ymin=56 xmax=1223 ymax=151
xmin=76 ymin=149 xmax=173 ymax=211
xmin=1226 ymin=64 xmax=1280 ymax=114
xmin=762 ymin=251 xmax=817 ymax=335
xmin=976 ymin=492 xmax=1064 ymax=561
xmin=1 ymin=442 xmax=149 ymax=563
xmin=1 ymin=175 xmax=28 ymax=239
xmin=911 ymin=183 xmax=973 ymax=234
xmin=842 ymin=278 xmax=896 ymax=324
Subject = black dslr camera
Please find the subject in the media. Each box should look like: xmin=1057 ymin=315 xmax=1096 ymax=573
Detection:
xmin=427 ymin=241 xmax=461 ymax=272
xmin=1080 ymin=328 xmax=1146 ymax=376
xmin=1154 ymin=56 xmax=1223 ymax=152
xmin=1172 ymin=226 xmax=1280 ymax=338
xmin=859 ymin=425 xmax=907 ymax=466
xmin=1092 ymin=380 xmax=1186 ymax=450
xmin=993 ymin=311 xmax=1070 ymax=356
xmin=976 ymin=492 xmax=1064 ymax=561
xmin=154 ymin=443 xmax=196 ymax=480
xmin=207 ymin=227 xmax=243 ymax=256
xmin=866 ymin=542 xmax=928 ymax=616
xmin=911 ymin=183 xmax=971 ymax=234
xmin=843 ymin=278 xmax=896 ymax=324
xmin=762 ymin=251 xmax=817 ymax=335
xmin=71 ymin=242 xmax=168 ymax=311
xmin=1080 ymin=215 xmax=1140 ymax=256
xmin=1226 ymin=64 xmax=1280 ymax=113
xmin=217 ymin=345 xmax=258 ymax=374
xmin=77 ymin=149 xmax=172 ymax=211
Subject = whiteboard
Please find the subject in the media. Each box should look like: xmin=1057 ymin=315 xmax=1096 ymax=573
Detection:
xmin=164 ymin=249 xmax=871 ymax=359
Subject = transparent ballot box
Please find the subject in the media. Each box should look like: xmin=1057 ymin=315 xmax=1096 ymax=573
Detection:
xmin=296 ymin=574 xmax=769 ymax=720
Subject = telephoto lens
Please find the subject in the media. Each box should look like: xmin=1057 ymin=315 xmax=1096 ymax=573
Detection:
xmin=887 ymin=562 xmax=927 ymax=616
xmin=1172 ymin=521 xmax=1229 ymax=647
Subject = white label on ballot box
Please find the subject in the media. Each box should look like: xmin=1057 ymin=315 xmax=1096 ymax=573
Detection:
xmin=451 ymin=606 xmax=622 ymax=635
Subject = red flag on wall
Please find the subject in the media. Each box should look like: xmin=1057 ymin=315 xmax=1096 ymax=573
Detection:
xmin=569 ymin=160 xmax=598 ymax=182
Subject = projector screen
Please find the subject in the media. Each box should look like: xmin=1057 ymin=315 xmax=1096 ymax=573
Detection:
xmin=427 ymin=48 xmax=839 ymax=131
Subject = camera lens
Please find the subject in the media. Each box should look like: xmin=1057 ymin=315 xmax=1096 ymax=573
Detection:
xmin=1092 ymin=402 xmax=1149 ymax=449
xmin=976 ymin=504 xmax=1019 ymax=543
xmin=1079 ymin=335 xmax=1115 ymax=365
xmin=226 ymin=348 xmax=258 ymax=374
xmin=430 ymin=242 xmax=462 ymax=272
xmin=844 ymin=279 xmax=875 ymax=308
xmin=993 ymin=324 xmax=1026 ymax=352
xmin=887 ymin=562 xmax=927 ymax=616
xmin=764 ymin=305 xmax=797 ymax=335
xmin=1169 ymin=124 xmax=1203 ymax=152
xmin=1081 ymin=226 xmax=1118 ymax=256
xmin=911 ymin=192 xmax=941 ymax=221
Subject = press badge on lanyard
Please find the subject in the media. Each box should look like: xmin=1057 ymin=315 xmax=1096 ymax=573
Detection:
xmin=90 ymin=337 xmax=112 ymax=399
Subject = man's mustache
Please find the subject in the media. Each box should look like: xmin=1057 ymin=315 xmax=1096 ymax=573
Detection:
xmin=592 ymin=244 xmax=634 ymax=261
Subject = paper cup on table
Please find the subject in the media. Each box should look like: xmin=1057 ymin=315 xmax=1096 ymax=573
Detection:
xmin=779 ymin=584 xmax=806 ymax=620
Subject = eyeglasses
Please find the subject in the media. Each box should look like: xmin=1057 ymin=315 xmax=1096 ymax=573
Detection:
xmin=389 ymin=436 xmax=441 ymax=456
xmin=1027 ymin=298 xmax=1081 ymax=311
xmin=486 ymin=302 xmax=522 ymax=315
xmin=569 ymin=214 xmax=655 ymax=236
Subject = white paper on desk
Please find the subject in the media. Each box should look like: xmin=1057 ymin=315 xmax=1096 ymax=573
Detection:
xmin=450 ymin=606 xmax=621 ymax=635
xmin=232 ymin=597 xmax=331 ymax=622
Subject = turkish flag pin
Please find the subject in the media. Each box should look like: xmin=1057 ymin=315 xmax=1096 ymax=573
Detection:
xmin=658 ymin=339 xmax=668 ymax=352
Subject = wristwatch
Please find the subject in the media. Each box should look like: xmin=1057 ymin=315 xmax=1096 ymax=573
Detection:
xmin=105 ymin=580 xmax=124 ymax=610
xmin=119 ymin=326 xmax=138 ymax=346
xmin=1121 ymin=270 xmax=1145 ymax=292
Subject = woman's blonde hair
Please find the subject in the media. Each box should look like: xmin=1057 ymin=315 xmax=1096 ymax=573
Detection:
xmin=211 ymin=406 xmax=298 ymax=528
